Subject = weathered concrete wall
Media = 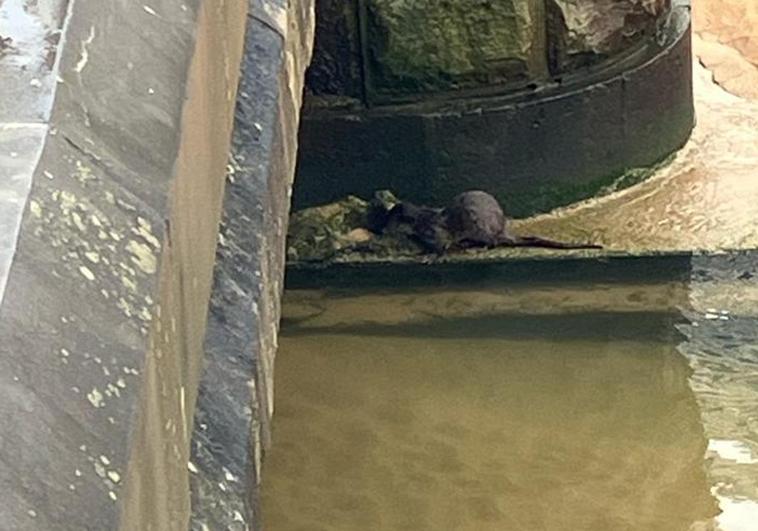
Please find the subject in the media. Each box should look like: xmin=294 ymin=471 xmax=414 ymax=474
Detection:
xmin=189 ymin=0 xmax=316 ymax=529
xmin=0 ymin=0 xmax=247 ymax=529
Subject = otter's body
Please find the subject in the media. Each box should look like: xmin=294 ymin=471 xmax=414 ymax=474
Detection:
xmin=444 ymin=190 xmax=512 ymax=248
xmin=384 ymin=190 xmax=601 ymax=253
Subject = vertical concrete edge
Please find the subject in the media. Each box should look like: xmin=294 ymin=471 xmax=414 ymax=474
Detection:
xmin=190 ymin=0 xmax=315 ymax=529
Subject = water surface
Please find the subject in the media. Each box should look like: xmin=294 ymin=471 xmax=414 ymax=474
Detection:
xmin=263 ymin=255 xmax=758 ymax=531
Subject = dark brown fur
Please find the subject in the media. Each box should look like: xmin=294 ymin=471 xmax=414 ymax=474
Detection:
xmin=388 ymin=190 xmax=602 ymax=254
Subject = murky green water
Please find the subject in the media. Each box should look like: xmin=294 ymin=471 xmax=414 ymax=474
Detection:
xmin=262 ymin=255 xmax=758 ymax=531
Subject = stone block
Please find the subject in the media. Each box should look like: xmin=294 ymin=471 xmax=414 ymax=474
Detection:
xmin=305 ymin=0 xmax=364 ymax=104
xmin=547 ymin=0 xmax=670 ymax=71
xmin=364 ymin=0 xmax=546 ymax=97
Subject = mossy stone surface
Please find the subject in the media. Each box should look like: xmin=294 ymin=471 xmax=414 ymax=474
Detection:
xmin=364 ymin=0 xmax=546 ymax=96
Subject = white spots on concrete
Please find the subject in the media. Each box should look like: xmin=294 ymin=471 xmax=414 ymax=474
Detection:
xmin=120 ymin=273 xmax=137 ymax=293
xmin=79 ymin=445 xmax=87 ymax=452
xmin=71 ymin=386 xmax=80 ymax=394
xmin=179 ymin=386 xmax=187 ymax=441
xmin=84 ymin=251 xmax=100 ymax=263
xmin=108 ymin=491 xmax=117 ymax=501
xmin=100 ymin=289 xmax=110 ymax=299
xmin=116 ymin=377 xmax=126 ymax=389
xmin=138 ymin=306 xmax=152 ymax=322
xmin=43 ymin=170 xmax=54 ymax=179
xmin=29 ymin=200 xmax=42 ymax=218
xmin=94 ymin=462 xmax=106 ymax=478
xmin=78 ymin=265 xmax=95 ymax=281
xmin=74 ymin=26 xmax=96 ymax=74
xmin=106 ymin=382 xmax=120 ymax=398
xmin=69 ymin=484 xmax=76 ymax=491
xmin=147 ymin=87 xmax=155 ymax=95
xmin=126 ymin=240 xmax=157 ymax=274
xmin=142 ymin=5 xmax=158 ymax=17
xmin=134 ymin=217 xmax=161 ymax=248
xmin=27 ymin=509 xmax=37 ymax=518
xmin=187 ymin=461 xmax=198 ymax=474
xmin=218 ymin=482 xmax=228 ymax=492
xmin=60 ymin=348 xmax=70 ymax=357
xmin=86 ymin=388 xmax=104 ymax=408
xmin=71 ymin=211 xmax=86 ymax=232
xmin=117 ymin=297 xmax=134 ymax=318
xmin=107 ymin=470 xmax=120 ymax=483
xmin=74 ymin=160 xmax=95 ymax=184
xmin=99 ymin=455 xmax=111 ymax=466
xmin=29 ymin=78 xmax=41 ymax=88
xmin=233 ymin=510 xmax=245 ymax=522
xmin=224 ymin=468 xmax=238 ymax=483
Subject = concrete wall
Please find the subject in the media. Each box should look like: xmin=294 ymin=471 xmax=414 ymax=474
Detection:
xmin=0 ymin=0 xmax=253 ymax=528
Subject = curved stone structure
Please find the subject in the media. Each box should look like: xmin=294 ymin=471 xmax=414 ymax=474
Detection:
xmin=293 ymin=0 xmax=694 ymax=217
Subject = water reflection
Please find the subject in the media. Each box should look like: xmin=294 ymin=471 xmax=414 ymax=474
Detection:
xmin=262 ymin=273 xmax=745 ymax=530
xmin=680 ymin=253 xmax=758 ymax=531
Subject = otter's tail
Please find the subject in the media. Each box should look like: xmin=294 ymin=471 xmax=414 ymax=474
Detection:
xmin=509 ymin=235 xmax=602 ymax=250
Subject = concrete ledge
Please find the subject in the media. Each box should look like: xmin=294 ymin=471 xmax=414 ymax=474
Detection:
xmin=293 ymin=4 xmax=694 ymax=217
xmin=0 ymin=0 xmax=247 ymax=529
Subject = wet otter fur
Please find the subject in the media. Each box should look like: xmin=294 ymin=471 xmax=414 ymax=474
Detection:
xmin=384 ymin=190 xmax=601 ymax=254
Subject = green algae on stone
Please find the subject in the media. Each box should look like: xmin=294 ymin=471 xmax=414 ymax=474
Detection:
xmin=364 ymin=0 xmax=546 ymax=97
xmin=500 ymin=153 xmax=677 ymax=218
xmin=287 ymin=190 xmax=427 ymax=263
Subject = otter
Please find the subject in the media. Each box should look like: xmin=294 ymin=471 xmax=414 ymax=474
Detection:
xmin=384 ymin=190 xmax=601 ymax=254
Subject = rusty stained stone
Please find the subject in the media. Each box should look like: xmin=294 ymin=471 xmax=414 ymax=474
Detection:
xmin=547 ymin=0 xmax=669 ymax=70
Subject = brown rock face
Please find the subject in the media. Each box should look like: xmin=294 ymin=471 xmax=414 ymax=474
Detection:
xmin=548 ymin=0 xmax=669 ymax=70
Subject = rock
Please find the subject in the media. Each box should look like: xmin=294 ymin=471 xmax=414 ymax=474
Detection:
xmin=364 ymin=0 xmax=546 ymax=95
xmin=547 ymin=0 xmax=669 ymax=70
xmin=344 ymin=228 xmax=373 ymax=243
xmin=286 ymin=195 xmax=370 ymax=262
